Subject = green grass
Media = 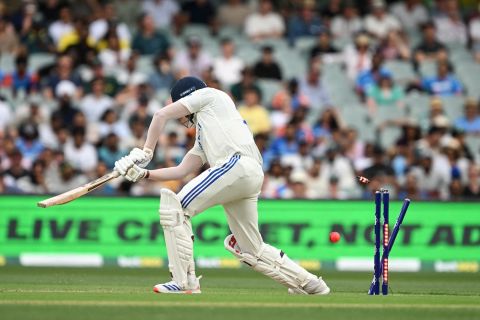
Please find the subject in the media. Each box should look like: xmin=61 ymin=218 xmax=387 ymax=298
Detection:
xmin=1 ymin=267 xmax=479 ymax=320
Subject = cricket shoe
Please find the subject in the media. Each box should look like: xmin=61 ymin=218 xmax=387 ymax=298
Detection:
xmin=287 ymin=277 xmax=330 ymax=295
xmin=153 ymin=275 xmax=202 ymax=294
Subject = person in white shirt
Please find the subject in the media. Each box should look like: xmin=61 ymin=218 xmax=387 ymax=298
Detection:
xmin=63 ymin=127 xmax=98 ymax=173
xmin=173 ymin=36 xmax=212 ymax=78
xmin=331 ymin=3 xmax=363 ymax=40
xmin=48 ymin=5 xmax=74 ymax=46
xmin=212 ymin=38 xmax=244 ymax=87
xmin=114 ymin=76 xmax=330 ymax=295
xmin=79 ymin=78 xmax=114 ymax=123
xmin=469 ymin=12 xmax=480 ymax=62
xmin=434 ymin=0 xmax=467 ymax=46
xmin=364 ymin=0 xmax=401 ymax=39
xmin=344 ymin=33 xmax=373 ymax=80
xmin=244 ymin=0 xmax=285 ymax=41
xmin=89 ymin=2 xmax=131 ymax=48
xmin=142 ymin=0 xmax=180 ymax=30
xmin=390 ymin=0 xmax=429 ymax=31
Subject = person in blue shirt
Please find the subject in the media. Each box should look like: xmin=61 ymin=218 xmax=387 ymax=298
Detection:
xmin=287 ymin=2 xmax=324 ymax=46
xmin=421 ymin=60 xmax=463 ymax=96
xmin=269 ymin=123 xmax=300 ymax=157
xmin=355 ymin=52 xmax=392 ymax=94
xmin=454 ymin=98 xmax=480 ymax=134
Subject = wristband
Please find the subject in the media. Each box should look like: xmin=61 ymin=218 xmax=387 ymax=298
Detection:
xmin=145 ymin=170 xmax=150 ymax=179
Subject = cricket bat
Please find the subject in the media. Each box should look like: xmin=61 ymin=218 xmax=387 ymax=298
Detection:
xmin=37 ymin=170 xmax=120 ymax=208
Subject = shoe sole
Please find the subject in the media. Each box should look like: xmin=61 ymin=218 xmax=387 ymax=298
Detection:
xmin=153 ymin=286 xmax=201 ymax=294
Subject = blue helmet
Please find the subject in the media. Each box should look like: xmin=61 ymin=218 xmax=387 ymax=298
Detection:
xmin=170 ymin=76 xmax=207 ymax=102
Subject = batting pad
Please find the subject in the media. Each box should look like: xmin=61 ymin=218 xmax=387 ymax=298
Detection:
xmin=159 ymin=188 xmax=195 ymax=289
xmin=224 ymin=234 xmax=313 ymax=293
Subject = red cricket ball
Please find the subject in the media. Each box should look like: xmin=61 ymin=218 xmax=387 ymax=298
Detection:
xmin=329 ymin=231 xmax=341 ymax=243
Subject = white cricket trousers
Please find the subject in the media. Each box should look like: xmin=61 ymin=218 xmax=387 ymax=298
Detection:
xmin=178 ymin=153 xmax=264 ymax=254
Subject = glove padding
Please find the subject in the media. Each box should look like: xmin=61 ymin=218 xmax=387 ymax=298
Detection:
xmin=124 ymin=164 xmax=147 ymax=182
xmin=129 ymin=147 xmax=153 ymax=168
xmin=114 ymin=156 xmax=135 ymax=176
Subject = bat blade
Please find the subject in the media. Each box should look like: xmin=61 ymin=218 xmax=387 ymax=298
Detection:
xmin=37 ymin=171 xmax=120 ymax=208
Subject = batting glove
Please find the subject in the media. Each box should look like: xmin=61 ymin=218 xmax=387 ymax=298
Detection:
xmin=114 ymin=156 xmax=135 ymax=176
xmin=125 ymin=164 xmax=148 ymax=182
xmin=129 ymin=147 xmax=153 ymax=168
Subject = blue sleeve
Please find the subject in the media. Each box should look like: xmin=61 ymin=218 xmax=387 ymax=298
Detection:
xmin=453 ymin=78 xmax=463 ymax=93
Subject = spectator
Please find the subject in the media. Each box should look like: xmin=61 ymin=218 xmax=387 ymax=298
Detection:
xmin=378 ymin=30 xmax=411 ymax=61
xmin=47 ymin=161 xmax=88 ymax=193
xmin=230 ymin=67 xmax=262 ymax=102
xmin=309 ymin=30 xmax=340 ymax=62
xmin=238 ymin=89 xmax=271 ymax=135
xmin=306 ymin=158 xmax=329 ymax=198
xmin=142 ymin=0 xmax=180 ymax=30
xmin=121 ymin=119 xmax=146 ymax=150
xmin=64 ymin=127 xmax=98 ymax=172
xmin=15 ymin=122 xmax=44 ymax=164
xmin=390 ymin=0 xmax=429 ymax=31
xmin=356 ymin=52 xmax=392 ymax=94
xmin=463 ymin=164 xmax=480 ymax=198
xmin=253 ymin=46 xmax=282 ymax=80
xmin=321 ymin=0 xmax=342 ymax=21
xmin=421 ymin=60 xmax=463 ymax=96
xmin=322 ymin=146 xmax=359 ymax=199
xmin=244 ymin=0 xmax=285 ymax=42
xmin=271 ymin=78 xmax=309 ymax=113
xmin=454 ymin=99 xmax=480 ymax=134
xmin=98 ymin=133 xmax=127 ymax=169
xmin=364 ymin=0 xmax=402 ymax=40
xmin=298 ymin=60 xmax=331 ymax=110
xmin=59 ymin=19 xmax=96 ymax=66
xmin=2 ymin=149 xmax=29 ymax=192
xmin=98 ymin=109 xmax=130 ymax=140
xmin=157 ymin=131 xmax=186 ymax=165
xmin=173 ymin=36 xmax=212 ymax=78
xmin=181 ymin=0 xmax=217 ymax=26
xmin=331 ymin=3 xmax=363 ymax=40
xmin=0 ymin=96 xmax=12 ymax=135
xmin=0 ymin=17 xmax=18 ymax=54
xmin=2 ymin=55 xmax=38 ymax=95
xmin=132 ymin=14 xmax=170 ymax=56
xmin=269 ymin=122 xmax=300 ymax=157
xmin=217 ymin=0 xmax=251 ymax=30
xmin=366 ymin=75 xmax=404 ymax=111
xmin=287 ymin=1 xmax=324 ymax=46
xmin=413 ymin=22 xmax=448 ymax=67
xmin=434 ymin=0 xmax=467 ymax=46
xmin=409 ymin=151 xmax=451 ymax=200
xmin=468 ymin=9 xmax=480 ymax=62
xmin=17 ymin=159 xmax=48 ymax=194
xmin=48 ymin=5 xmax=74 ymax=46
xmin=149 ymin=53 xmax=175 ymax=91
xmin=344 ymin=33 xmax=372 ymax=80
xmin=52 ymin=80 xmax=79 ymax=126
xmin=213 ymin=38 xmax=244 ymax=87
xmin=362 ymin=145 xmax=396 ymax=189
xmin=286 ymin=169 xmax=309 ymax=199
xmin=281 ymin=141 xmax=314 ymax=171
xmin=42 ymin=55 xmax=82 ymax=98
xmin=262 ymin=159 xmax=290 ymax=198
xmin=98 ymin=33 xmax=132 ymax=72
xmin=79 ymin=78 xmax=115 ymax=123
xmin=88 ymin=2 xmax=131 ymax=50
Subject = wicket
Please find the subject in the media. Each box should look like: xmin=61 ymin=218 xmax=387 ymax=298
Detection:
xmin=368 ymin=189 xmax=411 ymax=295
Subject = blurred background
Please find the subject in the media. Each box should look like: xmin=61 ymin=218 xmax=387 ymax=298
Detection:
xmin=0 ymin=0 xmax=480 ymax=202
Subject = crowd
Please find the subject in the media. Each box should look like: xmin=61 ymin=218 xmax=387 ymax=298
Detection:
xmin=0 ymin=0 xmax=479 ymax=201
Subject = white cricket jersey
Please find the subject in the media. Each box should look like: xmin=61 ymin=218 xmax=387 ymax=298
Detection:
xmin=179 ymin=87 xmax=263 ymax=167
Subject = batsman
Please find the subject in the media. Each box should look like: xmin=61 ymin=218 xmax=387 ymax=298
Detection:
xmin=114 ymin=77 xmax=330 ymax=295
